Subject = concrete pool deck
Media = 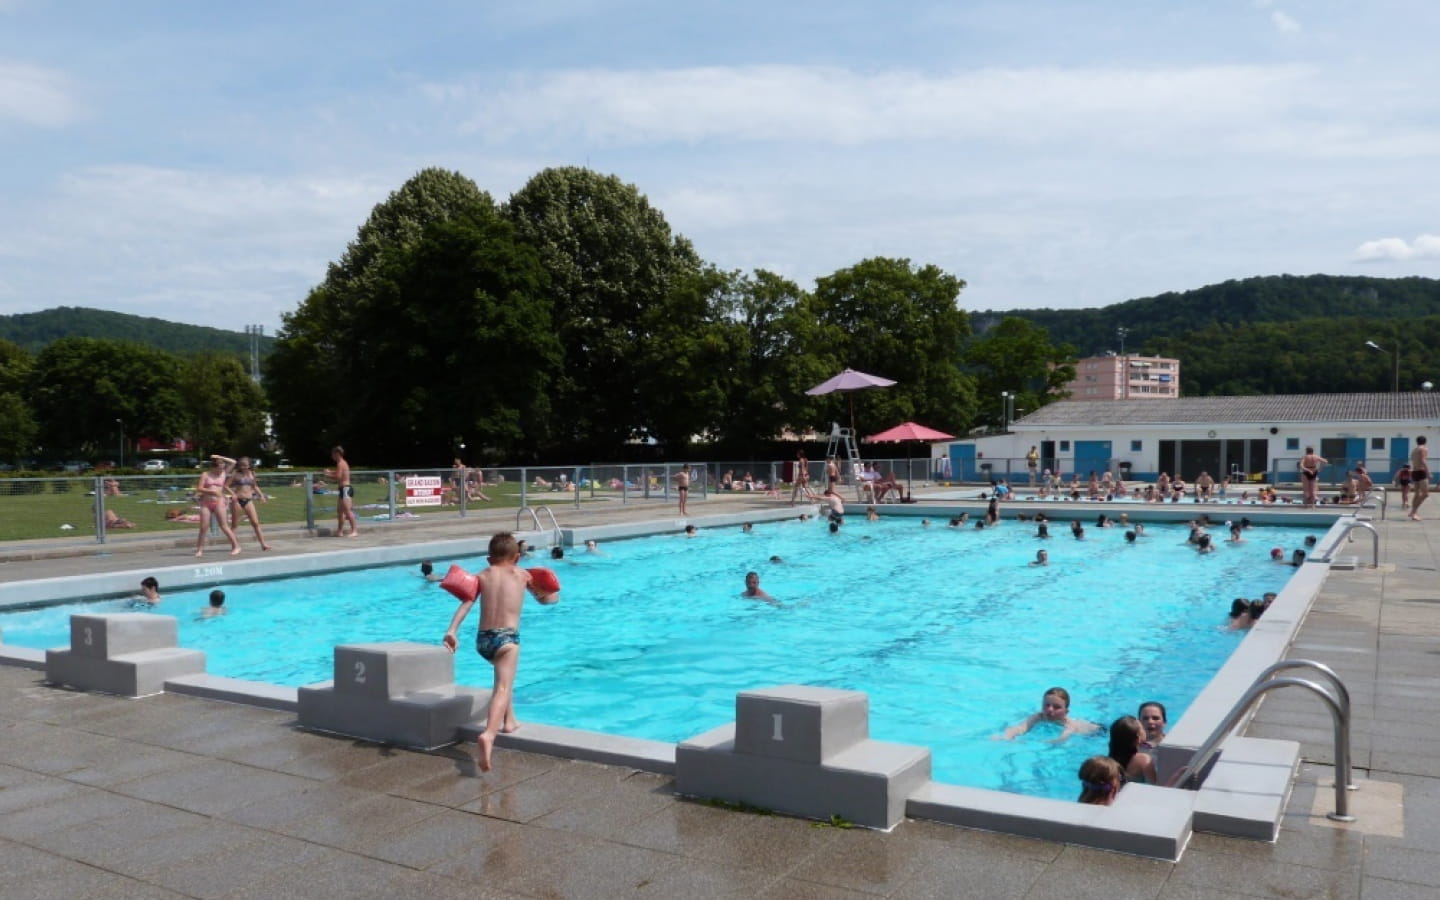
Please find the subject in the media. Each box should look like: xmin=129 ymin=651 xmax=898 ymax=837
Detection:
xmin=1 ymin=494 xmax=1439 ymax=897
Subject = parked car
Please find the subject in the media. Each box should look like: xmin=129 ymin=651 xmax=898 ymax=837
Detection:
xmin=142 ymin=460 xmax=169 ymax=472
xmin=173 ymin=457 xmax=200 ymax=469
xmin=61 ymin=460 xmax=93 ymax=473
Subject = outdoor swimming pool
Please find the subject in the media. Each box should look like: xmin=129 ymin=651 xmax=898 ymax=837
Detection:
xmin=0 ymin=516 xmax=1319 ymax=800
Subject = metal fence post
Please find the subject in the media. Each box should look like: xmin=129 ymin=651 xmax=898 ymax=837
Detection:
xmin=305 ymin=472 xmax=315 ymax=530
xmin=520 ymin=467 xmax=528 ymax=509
xmin=388 ymin=470 xmax=397 ymax=521
xmin=573 ymin=466 xmax=583 ymax=509
xmin=458 ymin=467 xmax=466 ymax=518
xmin=622 ymin=464 xmax=629 ymax=505
xmin=94 ymin=476 xmax=106 ymax=544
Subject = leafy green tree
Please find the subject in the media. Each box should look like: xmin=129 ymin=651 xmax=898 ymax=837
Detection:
xmin=709 ymin=270 xmax=837 ymax=445
xmin=806 ymin=258 xmax=977 ymax=435
xmin=504 ymin=167 xmax=704 ymax=456
xmin=344 ymin=210 xmax=561 ymax=462
xmin=178 ymin=353 xmax=268 ymax=457
xmin=964 ymin=317 xmax=1076 ymax=427
xmin=28 ymin=337 xmax=184 ymax=457
xmin=0 ymin=391 xmax=37 ymax=461
xmin=267 ymin=168 xmax=499 ymax=462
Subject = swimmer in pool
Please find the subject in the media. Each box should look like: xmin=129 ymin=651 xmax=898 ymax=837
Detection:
xmin=1138 ymin=701 xmax=1167 ymax=749
xmin=684 ymin=525 xmax=698 ymax=537
xmin=1078 ymin=755 xmax=1124 ymax=806
xmin=202 ymin=589 xmax=227 ymax=618
xmin=584 ymin=539 xmax=602 ymax=554
xmin=419 ymin=561 xmax=443 ymax=582
xmin=134 ymin=576 xmax=161 ymax=607
xmin=999 ymin=687 xmax=1101 ymax=743
xmin=742 ymin=571 xmax=777 ymax=605
xmin=1031 ymin=549 xmax=1049 ymax=566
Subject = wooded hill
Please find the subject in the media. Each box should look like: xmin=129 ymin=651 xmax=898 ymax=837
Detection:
xmin=985 ymin=274 xmax=1440 ymax=395
xmin=0 ymin=307 xmax=270 ymax=359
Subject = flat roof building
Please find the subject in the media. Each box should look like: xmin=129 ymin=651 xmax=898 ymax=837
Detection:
xmin=1065 ymin=354 xmax=1180 ymax=400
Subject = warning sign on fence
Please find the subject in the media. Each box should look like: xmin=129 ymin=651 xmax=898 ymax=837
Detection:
xmin=404 ymin=475 xmax=444 ymax=507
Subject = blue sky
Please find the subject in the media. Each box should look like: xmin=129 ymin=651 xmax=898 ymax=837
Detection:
xmin=2 ymin=0 xmax=1438 ymax=334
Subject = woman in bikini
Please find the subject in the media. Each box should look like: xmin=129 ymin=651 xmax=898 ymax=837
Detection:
xmin=227 ymin=456 xmax=272 ymax=551
xmin=1299 ymin=447 xmax=1326 ymax=508
xmin=195 ymin=455 xmax=241 ymax=557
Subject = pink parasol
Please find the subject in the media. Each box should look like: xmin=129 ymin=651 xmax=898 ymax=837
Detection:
xmin=805 ymin=368 xmax=897 ymax=434
xmin=865 ymin=421 xmax=956 ymax=495
xmin=865 ymin=422 xmax=956 ymax=444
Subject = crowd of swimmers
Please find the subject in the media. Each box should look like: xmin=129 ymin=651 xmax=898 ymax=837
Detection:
xmin=997 ymin=687 xmax=1171 ymax=805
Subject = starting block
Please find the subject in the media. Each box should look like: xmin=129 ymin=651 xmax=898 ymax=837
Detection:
xmin=297 ymin=642 xmax=489 ymax=750
xmin=45 ymin=614 xmax=206 ymax=698
xmin=676 ymin=685 xmax=931 ymax=829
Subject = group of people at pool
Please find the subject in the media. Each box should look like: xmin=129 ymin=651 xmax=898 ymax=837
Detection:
xmin=999 ymin=687 xmax=1169 ymax=805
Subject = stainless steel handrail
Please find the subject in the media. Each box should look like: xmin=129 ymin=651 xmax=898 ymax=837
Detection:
xmin=515 ymin=506 xmax=562 ymax=545
xmin=1319 ymin=519 xmax=1379 ymax=568
xmin=1256 ymin=660 xmax=1353 ymax=789
xmin=1169 ymin=673 xmax=1354 ymax=822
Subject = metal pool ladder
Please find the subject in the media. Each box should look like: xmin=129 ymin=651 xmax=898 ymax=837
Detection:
xmin=516 ymin=506 xmax=562 ymax=546
xmin=1169 ymin=659 xmax=1356 ymax=822
xmin=1318 ymin=518 xmax=1379 ymax=569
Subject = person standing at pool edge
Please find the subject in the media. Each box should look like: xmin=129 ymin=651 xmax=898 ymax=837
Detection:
xmin=674 ymin=465 xmax=690 ymax=516
xmin=1410 ymin=436 xmax=1430 ymax=521
xmin=1298 ymin=446 xmax=1326 ymax=508
xmin=442 ymin=532 xmax=560 ymax=772
xmin=327 ymin=446 xmax=358 ymax=538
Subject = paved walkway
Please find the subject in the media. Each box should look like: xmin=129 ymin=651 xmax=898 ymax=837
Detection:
xmin=2 ymin=500 xmax=1439 ymax=898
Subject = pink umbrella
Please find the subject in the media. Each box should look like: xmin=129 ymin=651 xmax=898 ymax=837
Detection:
xmin=806 ymin=368 xmax=897 ymax=434
xmin=865 ymin=421 xmax=957 ymax=496
xmin=866 ymin=422 xmax=955 ymax=443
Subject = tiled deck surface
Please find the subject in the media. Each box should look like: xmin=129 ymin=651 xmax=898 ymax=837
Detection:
xmin=1 ymin=496 xmax=1438 ymax=898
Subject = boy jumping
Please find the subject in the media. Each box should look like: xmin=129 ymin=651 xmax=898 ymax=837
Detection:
xmin=442 ymin=532 xmax=560 ymax=771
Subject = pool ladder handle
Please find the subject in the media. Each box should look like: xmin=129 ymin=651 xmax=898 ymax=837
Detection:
xmin=1168 ymin=659 xmax=1355 ymax=823
xmin=516 ymin=505 xmax=562 ymax=546
xmin=1320 ymin=518 xmax=1379 ymax=569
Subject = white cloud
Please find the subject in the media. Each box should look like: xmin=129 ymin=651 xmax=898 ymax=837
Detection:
xmin=1271 ymin=10 xmax=1301 ymax=33
xmin=0 ymin=60 xmax=79 ymax=127
xmin=0 ymin=166 xmax=392 ymax=329
xmin=428 ymin=64 xmax=1312 ymax=150
xmin=1353 ymin=234 xmax=1440 ymax=262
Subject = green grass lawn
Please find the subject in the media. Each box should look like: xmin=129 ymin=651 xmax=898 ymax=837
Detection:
xmin=0 ymin=472 xmax=681 ymax=542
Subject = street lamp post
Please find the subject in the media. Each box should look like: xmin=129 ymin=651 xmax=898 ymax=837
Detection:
xmin=116 ymin=419 xmax=125 ymax=469
xmin=1364 ymin=340 xmax=1400 ymax=393
xmin=1000 ymin=391 xmax=1015 ymax=432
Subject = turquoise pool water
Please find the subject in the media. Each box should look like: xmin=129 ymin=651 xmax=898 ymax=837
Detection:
xmin=0 ymin=517 xmax=1317 ymax=800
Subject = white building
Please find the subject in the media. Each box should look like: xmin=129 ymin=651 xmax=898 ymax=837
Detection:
xmin=947 ymin=393 xmax=1439 ymax=484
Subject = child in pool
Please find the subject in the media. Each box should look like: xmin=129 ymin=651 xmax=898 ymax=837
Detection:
xmin=1108 ymin=715 xmax=1157 ymax=784
xmin=1078 ymin=756 xmax=1124 ymax=805
xmin=999 ymin=687 xmax=1101 ymax=743
xmin=1138 ymin=701 xmax=1167 ymax=749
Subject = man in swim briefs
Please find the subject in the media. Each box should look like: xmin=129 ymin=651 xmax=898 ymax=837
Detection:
xmin=442 ymin=532 xmax=559 ymax=772
xmin=673 ymin=465 xmax=690 ymax=516
xmin=328 ymin=445 xmax=358 ymax=537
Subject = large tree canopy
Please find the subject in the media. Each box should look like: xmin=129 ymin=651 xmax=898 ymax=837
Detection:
xmin=178 ymin=352 xmax=268 ymax=458
xmin=267 ymin=168 xmax=500 ymax=461
xmin=346 ymin=210 xmax=561 ymax=462
xmin=29 ymin=337 xmax=185 ymax=456
xmin=806 ymin=258 xmax=977 ymax=436
xmin=504 ymin=167 xmax=704 ymax=456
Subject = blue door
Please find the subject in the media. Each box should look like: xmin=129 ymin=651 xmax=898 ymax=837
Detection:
xmin=1074 ymin=441 xmax=1112 ymax=479
xmin=1389 ymin=438 xmax=1409 ymax=480
xmin=1344 ymin=438 xmax=1366 ymax=473
xmin=949 ymin=444 xmax=979 ymax=481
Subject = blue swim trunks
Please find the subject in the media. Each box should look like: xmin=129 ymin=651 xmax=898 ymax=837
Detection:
xmin=475 ymin=627 xmax=519 ymax=661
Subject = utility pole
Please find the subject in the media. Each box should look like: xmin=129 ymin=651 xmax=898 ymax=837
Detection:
xmin=245 ymin=325 xmax=263 ymax=383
